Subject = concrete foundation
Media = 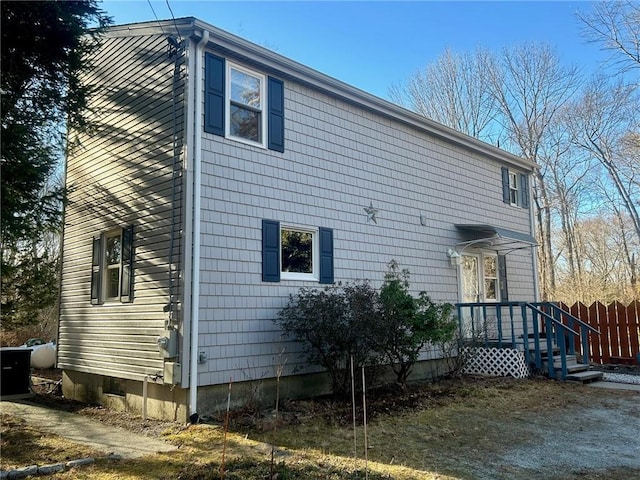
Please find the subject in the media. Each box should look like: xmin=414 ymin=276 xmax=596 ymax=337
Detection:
xmin=62 ymin=357 xmax=453 ymax=422
xmin=62 ymin=370 xmax=189 ymax=422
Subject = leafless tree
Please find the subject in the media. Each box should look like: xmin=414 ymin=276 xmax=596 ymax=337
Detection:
xmin=564 ymin=75 xmax=640 ymax=242
xmin=555 ymin=212 xmax=639 ymax=304
xmin=485 ymin=43 xmax=582 ymax=299
xmin=388 ymin=32 xmax=637 ymax=303
xmin=388 ymin=47 xmax=497 ymax=140
xmin=578 ymin=1 xmax=640 ymax=77
xmin=538 ymin=111 xmax=594 ymax=292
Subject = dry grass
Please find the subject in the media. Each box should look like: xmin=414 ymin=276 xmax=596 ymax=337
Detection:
xmin=245 ymin=377 xmax=640 ymax=479
xmin=2 ymin=376 xmax=639 ymax=479
xmin=0 ymin=414 xmax=104 ymax=469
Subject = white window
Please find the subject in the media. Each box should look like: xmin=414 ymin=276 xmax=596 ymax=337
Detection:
xmin=483 ymin=255 xmax=498 ymax=301
xmin=104 ymin=230 xmax=122 ymax=300
xmin=509 ymin=172 xmax=518 ymax=206
xmin=280 ymin=225 xmax=318 ymax=281
xmin=227 ymin=63 xmax=266 ymax=147
xmin=460 ymin=252 xmax=499 ymax=303
xmin=91 ymin=226 xmax=134 ymax=304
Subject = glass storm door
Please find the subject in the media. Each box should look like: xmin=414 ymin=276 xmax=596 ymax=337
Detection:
xmin=460 ymin=253 xmax=499 ymax=338
xmin=460 ymin=254 xmax=480 ymax=337
xmin=461 ymin=254 xmax=480 ymax=303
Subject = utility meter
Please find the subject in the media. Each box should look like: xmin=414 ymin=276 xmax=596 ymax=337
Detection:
xmin=157 ymin=329 xmax=178 ymax=358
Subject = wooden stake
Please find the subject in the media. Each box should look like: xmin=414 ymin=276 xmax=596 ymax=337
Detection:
xmin=220 ymin=377 xmax=232 ymax=480
xmin=271 ymin=354 xmax=283 ymax=480
xmin=351 ymin=355 xmax=357 ymax=464
xmin=362 ymin=367 xmax=368 ymax=480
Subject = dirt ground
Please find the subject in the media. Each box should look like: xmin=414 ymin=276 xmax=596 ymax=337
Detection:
xmin=16 ymin=368 xmax=640 ymax=479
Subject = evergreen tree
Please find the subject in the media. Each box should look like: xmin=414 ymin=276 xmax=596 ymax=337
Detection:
xmin=1 ymin=1 xmax=111 ymax=328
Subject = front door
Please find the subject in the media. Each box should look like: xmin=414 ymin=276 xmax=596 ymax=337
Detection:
xmin=460 ymin=252 xmax=499 ymax=338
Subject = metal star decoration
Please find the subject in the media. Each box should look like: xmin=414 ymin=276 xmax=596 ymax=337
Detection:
xmin=364 ymin=201 xmax=379 ymax=224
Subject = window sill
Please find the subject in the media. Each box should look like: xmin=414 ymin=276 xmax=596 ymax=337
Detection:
xmin=227 ymin=134 xmax=266 ymax=150
xmin=281 ymin=273 xmax=319 ymax=282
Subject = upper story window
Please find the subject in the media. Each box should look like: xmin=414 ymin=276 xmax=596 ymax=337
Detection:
xmin=228 ymin=64 xmax=266 ymax=145
xmin=91 ymin=226 xmax=134 ymax=304
xmin=205 ymin=53 xmax=285 ymax=152
xmin=509 ymin=172 xmax=519 ymax=206
xmin=501 ymin=167 xmax=529 ymax=209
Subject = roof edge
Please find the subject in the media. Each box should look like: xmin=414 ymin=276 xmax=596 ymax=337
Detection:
xmin=105 ymin=18 xmax=536 ymax=171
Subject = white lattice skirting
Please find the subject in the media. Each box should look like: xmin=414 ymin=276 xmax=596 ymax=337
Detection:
xmin=462 ymin=347 xmax=531 ymax=379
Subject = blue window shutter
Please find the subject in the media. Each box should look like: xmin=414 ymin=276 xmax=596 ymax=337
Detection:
xmin=120 ymin=225 xmax=134 ymax=303
xmin=204 ymin=53 xmax=225 ymax=136
xmin=268 ymin=77 xmax=285 ymax=152
xmin=262 ymin=220 xmax=280 ymax=282
xmin=501 ymin=167 xmax=510 ymax=204
xmin=91 ymin=235 xmax=102 ymax=305
xmin=319 ymin=227 xmax=334 ymax=284
xmin=519 ymin=173 xmax=529 ymax=208
xmin=498 ymin=254 xmax=509 ymax=301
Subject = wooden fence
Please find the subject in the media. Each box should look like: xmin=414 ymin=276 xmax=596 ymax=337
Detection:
xmin=561 ymin=301 xmax=640 ymax=365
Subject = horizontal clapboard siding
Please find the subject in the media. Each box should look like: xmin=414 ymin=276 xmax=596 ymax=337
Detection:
xmin=59 ymin=31 xmax=186 ymax=382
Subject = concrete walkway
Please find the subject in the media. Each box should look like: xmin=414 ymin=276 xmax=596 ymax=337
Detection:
xmin=1 ymin=400 xmax=178 ymax=459
xmin=589 ymin=380 xmax=640 ymax=392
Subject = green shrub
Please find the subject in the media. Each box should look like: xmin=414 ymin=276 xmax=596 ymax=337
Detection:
xmin=277 ymin=261 xmax=458 ymax=394
xmin=375 ymin=261 xmax=457 ymax=386
xmin=277 ymin=282 xmax=381 ymax=397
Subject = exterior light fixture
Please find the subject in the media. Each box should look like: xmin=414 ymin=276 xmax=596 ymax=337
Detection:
xmin=447 ymin=248 xmax=462 ymax=266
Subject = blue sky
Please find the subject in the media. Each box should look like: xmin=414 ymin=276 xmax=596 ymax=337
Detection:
xmin=101 ymin=1 xmax=606 ymax=100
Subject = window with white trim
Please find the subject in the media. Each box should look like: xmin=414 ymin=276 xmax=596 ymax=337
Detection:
xmin=104 ymin=231 xmax=122 ymax=300
xmin=227 ymin=63 xmax=266 ymax=146
xmin=483 ymin=254 xmax=498 ymax=301
xmin=281 ymin=225 xmax=318 ymax=281
xmin=262 ymin=220 xmax=333 ymax=284
xmin=205 ymin=53 xmax=285 ymax=152
xmin=509 ymin=172 xmax=519 ymax=206
xmin=91 ymin=226 xmax=134 ymax=304
xmin=501 ymin=167 xmax=530 ymax=209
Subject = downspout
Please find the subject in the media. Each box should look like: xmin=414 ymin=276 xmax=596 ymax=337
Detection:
xmin=529 ymin=170 xmax=540 ymax=302
xmin=189 ymin=29 xmax=209 ymax=418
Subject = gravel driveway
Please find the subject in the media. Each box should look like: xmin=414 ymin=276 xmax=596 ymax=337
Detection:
xmin=492 ymin=393 xmax=640 ymax=479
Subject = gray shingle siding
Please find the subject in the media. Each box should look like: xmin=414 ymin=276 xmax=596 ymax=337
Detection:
xmin=60 ymin=19 xmax=536 ymax=390
xmin=195 ymin=63 xmax=535 ymax=385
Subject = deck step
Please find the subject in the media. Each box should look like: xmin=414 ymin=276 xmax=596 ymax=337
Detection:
xmin=564 ymin=370 xmax=604 ymax=383
xmin=552 ymin=355 xmax=577 ymax=367
xmin=554 ymin=362 xmax=589 ymax=374
xmin=544 ymin=361 xmax=589 ymax=377
xmin=529 ymin=345 xmax=560 ymax=357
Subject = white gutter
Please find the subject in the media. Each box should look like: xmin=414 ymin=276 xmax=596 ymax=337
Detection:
xmin=189 ymin=29 xmax=209 ymax=417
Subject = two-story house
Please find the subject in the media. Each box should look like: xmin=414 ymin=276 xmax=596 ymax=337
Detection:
xmin=58 ymin=18 xmax=538 ymax=421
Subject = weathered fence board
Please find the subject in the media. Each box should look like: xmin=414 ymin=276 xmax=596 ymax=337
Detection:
xmin=563 ymin=301 xmax=640 ymax=365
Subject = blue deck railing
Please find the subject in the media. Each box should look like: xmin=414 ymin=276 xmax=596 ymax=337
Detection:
xmin=455 ymin=301 xmax=600 ymax=379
